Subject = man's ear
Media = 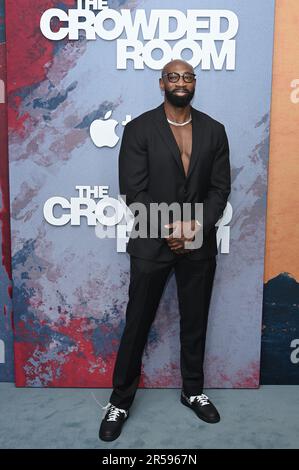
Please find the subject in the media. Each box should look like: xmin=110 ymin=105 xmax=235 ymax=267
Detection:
xmin=159 ymin=78 xmax=164 ymax=92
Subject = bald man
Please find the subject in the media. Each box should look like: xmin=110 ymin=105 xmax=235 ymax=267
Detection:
xmin=99 ymin=59 xmax=231 ymax=442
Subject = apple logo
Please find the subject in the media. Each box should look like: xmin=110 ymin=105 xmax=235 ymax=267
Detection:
xmin=90 ymin=110 xmax=119 ymax=148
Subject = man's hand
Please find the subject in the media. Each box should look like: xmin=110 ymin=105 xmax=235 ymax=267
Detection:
xmin=163 ymin=220 xmax=202 ymax=255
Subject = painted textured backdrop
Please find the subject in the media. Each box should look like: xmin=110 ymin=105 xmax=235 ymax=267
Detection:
xmin=0 ymin=0 xmax=14 ymax=382
xmin=5 ymin=0 xmax=275 ymax=387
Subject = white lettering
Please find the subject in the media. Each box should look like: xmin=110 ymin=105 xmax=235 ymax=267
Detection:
xmin=40 ymin=8 xmax=238 ymax=70
xmin=290 ymin=339 xmax=299 ymax=364
xmin=0 ymin=340 xmax=4 ymax=364
xmin=290 ymin=79 xmax=299 ymax=104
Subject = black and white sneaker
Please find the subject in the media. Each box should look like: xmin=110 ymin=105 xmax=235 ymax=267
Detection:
xmin=181 ymin=390 xmax=220 ymax=423
xmin=99 ymin=402 xmax=129 ymax=442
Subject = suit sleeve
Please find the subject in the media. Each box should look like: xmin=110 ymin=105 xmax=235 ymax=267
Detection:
xmin=118 ymin=121 xmax=162 ymax=238
xmin=201 ymin=124 xmax=231 ymax=237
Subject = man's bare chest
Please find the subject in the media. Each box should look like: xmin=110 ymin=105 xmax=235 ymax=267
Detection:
xmin=169 ymin=124 xmax=193 ymax=177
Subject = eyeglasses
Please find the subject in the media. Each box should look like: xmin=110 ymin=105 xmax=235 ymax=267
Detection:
xmin=162 ymin=72 xmax=196 ymax=83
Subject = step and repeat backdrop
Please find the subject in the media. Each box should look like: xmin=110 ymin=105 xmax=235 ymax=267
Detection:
xmin=261 ymin=0 xmax=299 ymax=384
xmin=0 ymin=0 xmax=297 ymax=387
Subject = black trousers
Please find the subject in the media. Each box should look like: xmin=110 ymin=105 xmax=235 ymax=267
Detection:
xmin=109 ymin=254 xmax=217 ymax=410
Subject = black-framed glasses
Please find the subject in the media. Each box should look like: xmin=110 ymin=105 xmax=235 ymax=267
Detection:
xmin=162 ymin=72 xmax=196 ymax=83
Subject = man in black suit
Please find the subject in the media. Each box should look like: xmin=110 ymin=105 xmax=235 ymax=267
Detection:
xmin=99 ymin=59 xmax=231 ymax=442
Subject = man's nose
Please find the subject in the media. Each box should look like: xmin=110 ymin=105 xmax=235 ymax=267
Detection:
xmin=176 ymin=75 xmax=185 ymax=85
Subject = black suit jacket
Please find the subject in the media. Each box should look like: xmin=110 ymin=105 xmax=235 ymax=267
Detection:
xmin=118 ymin=102 xmax=231 ymax=261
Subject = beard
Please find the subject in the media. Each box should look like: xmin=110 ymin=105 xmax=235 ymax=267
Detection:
xmin=165 ymin=88 xmax=195 ymax=108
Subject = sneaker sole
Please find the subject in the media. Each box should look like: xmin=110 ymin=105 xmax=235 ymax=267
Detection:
xmin=99 ymin=428 xmax=122 ymax=442
xmin=99 ymin=415 xmax=129 ymax=442
xmin=180 ymin=395 xmax=220 ymax=423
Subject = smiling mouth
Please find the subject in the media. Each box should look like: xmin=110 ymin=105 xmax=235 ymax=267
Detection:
xmin=174 ymin=90 xmax=189 ymax=94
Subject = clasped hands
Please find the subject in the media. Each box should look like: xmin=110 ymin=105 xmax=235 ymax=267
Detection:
xmin=163 ymin=220 xmax=202 ymax=255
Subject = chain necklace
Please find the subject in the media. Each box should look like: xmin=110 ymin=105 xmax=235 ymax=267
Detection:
xmin=167 ymin=115 xmax=192 ymax=127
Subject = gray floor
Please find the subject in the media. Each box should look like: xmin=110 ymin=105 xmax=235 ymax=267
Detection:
xmin=0 ymin=384 xmax=298 ymax=449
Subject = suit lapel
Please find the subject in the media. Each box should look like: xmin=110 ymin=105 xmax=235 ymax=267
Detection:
xmin=153 ymin=102 xmax=204 ymax=181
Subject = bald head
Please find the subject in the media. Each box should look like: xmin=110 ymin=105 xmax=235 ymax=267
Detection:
xmin=161 ymin=59 xmax=194 ymax=77
xmin=159 ymin=59 xmax=196 ymax=108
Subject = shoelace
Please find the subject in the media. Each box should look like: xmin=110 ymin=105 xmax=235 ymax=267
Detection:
xmin=189 ymin=393 xmax=210 ymax=406
xmin=90 ymin=392 xmax=128 ymax=420
xmin=106 ymin=404 xmax=128 ymax=421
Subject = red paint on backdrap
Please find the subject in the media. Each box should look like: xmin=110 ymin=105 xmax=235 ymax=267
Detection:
xmin=233 ymin=360 xmax=260 ymax=388
xmin=14 ymin=316 xmax=120 ymax=387
xmin=5 ymin=0 xmax=75 ymax=131
xmin=8 ymin=284 xmax=12 ymax=298
xmin=0 ymin=43 xmax=12 ymax=280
